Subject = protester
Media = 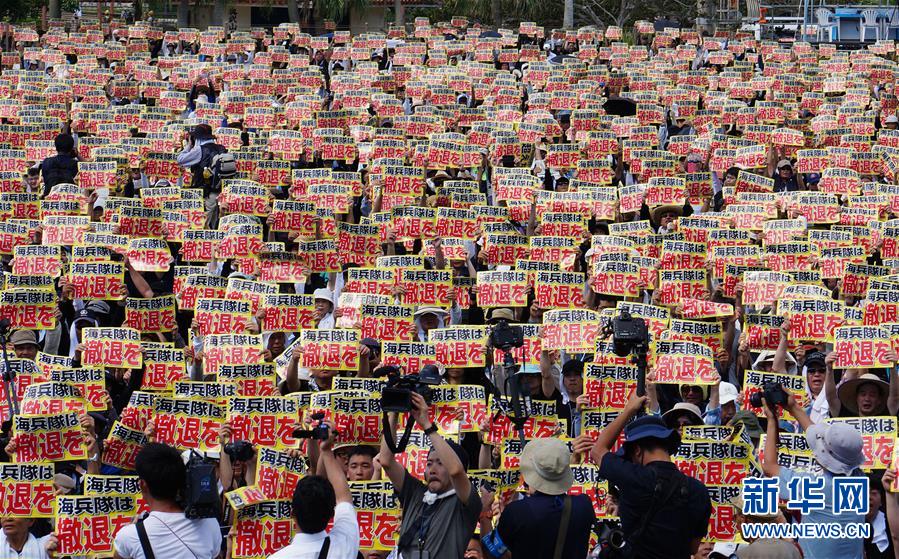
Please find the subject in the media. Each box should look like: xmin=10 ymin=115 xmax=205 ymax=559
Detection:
xmin=39 ymin=133 xmax=78 ymax=195
xmin=1 ymin=12 xmax=897 ymax=559
xmin=760 ymin=392 xmax=865 ymax=559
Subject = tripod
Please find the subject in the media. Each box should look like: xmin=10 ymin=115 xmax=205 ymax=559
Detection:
xmin=500 ymin=349 xmax=531 ymax=448
xmin=0 ymin=319 xmax=19 ymax=417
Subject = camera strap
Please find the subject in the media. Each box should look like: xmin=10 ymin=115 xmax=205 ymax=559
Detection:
xmin=317 ymin=536 xmax=330 ymax=559
xmin=136 ymin=519 xmax=155 ymax=559
xmin=552 ymin=495 xmax=572 ymax=559
xmin=382 ymin=411 xmax=416 ymax=454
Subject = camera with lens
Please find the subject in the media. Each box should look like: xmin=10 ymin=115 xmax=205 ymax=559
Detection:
xmin=380 ymin=364 xmax=442 ymax=413
xmin=608 ymin=311 xmax=649 ymax=357
xmin=749 ymin=381 xmax=789 ymax=410
xmin=223 ymin=440 xmax=254 ymax=462
xmin=596 ymin=519 xmax=631 ymax=559
xmin=293 ymin=412 xmax=330 ymax=440
xmin=490 ymin=319 xmax=524 ymax=351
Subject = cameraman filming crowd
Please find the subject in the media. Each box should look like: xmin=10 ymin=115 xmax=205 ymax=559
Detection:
xmin=3 ymin=8 xmax=899 ymax=559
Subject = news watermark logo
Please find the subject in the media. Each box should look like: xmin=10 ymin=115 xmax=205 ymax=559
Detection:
xmin=739 ymin=476 xmax=871 ymax=540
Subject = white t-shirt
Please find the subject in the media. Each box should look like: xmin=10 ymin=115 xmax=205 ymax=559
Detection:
xmin=0 ymin=532 xmax=50 ymax=559
xmin=114 ymin=511 xmax=222 ymax=559
xmin=268 ymin=502 xmax=359 ymax=559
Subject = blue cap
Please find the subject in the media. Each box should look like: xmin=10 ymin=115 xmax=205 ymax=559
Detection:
xmin=616 ymin=415 xmax=681 ymax=456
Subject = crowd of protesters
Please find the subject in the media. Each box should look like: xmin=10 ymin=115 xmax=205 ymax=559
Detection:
xmin=2 ymin=9 xmax=899 ymax=559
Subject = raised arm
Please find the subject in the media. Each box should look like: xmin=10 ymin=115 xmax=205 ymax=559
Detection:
xmin=378 ymin=411 xmax=408 ymax=493
xmin=539 ymin=349 xmax=557 ymax=399
xmin=409 ymin=392 xmax=472 ymax=502
xmin=760 ymin=397 xmax=780 ymax=477
xmin=590 ymin=393 xmax=647 ymax=465
xmin=319 ymin=420 xmax=351 ymax=504
xmin=771 ymin=317 xmax=790 ymax=374
xmin=824 ymin=351 xmax=841 ymax=418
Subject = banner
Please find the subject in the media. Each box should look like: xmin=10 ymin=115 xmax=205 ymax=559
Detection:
xmin=153 ymin=397 xmax=225 ymax=452
xmin=12 ymin=412 xmax=86 ymax=462
xmin=219 ymin=364 xmax=278 ymax=397
xmin=828 ymin=417 xmax=896 ymax=471
xmin=742 ymin=370 xmax=809 ymax=420
xmin=255 ymin=447 xmax=308 ymax=500
xmin=195 ymin=298 xmax=253 ymax=336
xmin=262 ymin=294 xmax=316 ymax=331
xmin=582 ymin=364 xmax=638 ymax=409
xmin=125 ymin=294 xmax=176 ymax=332
xmin=228 ymin=397 xmax=299 ymax=449
xmin=542 ymin=309 xmax=601 ymax=352
xmin=476 ymin=271 xmax=528 ymax=308
xmin=0 ymin=289 xmax=56 ymax=329
xmin=833 ymin=326 xmax=893 ymax=369
xmin=82 ymin=327 xmax=142 ymax=369
xmin=300 ymin=329 xmax=360 ymax=371
xmin=49 ymin=368 xmax=105 ymax=411
xmin=654 ymin=341 xmax=718 ymax=384
xmin=428 ymin=326 xmax=488 ymax=368
xmin=141 ymin=348 xmax=187 ymax=391
xmin=0 ymin=463 xmax=55 ymax=517
xmin=534 ymin=271 xmax=586 ymax=309
xmin=359 ymin=303 xmax=415 ymax=342
xmin=55 ymin=495 xmax=138 ymax=556
xmin=231 ymin=500 xmax=294 ymax=559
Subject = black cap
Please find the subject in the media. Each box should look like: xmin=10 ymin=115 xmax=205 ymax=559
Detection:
xmin=805 ymin=351 xmax=827 ymax=369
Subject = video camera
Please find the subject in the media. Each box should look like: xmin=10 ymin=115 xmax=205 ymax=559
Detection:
xmin=749 ymin=381 xmax=789 ymax=411
xmin=292 ymin=412 xmax=330 ymax=440
xmin=183 ymin=451 xmax=220 ymax=519
xmin=607 ymin=311 xmax=649 ymax=358
xmin=380 ymin=365 xmax=442 ymax=412
xmin=489 ymin=319 xmax=524 ymax=352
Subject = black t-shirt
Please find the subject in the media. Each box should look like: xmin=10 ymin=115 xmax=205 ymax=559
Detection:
xmin=497 ymin=493 xmax=596 ymax=559
xmin=599 ymin=455 xmax=711 ymax=559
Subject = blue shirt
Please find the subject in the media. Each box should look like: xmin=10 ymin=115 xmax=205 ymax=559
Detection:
xmin=777 ymin=466 xmax=864 ymax=559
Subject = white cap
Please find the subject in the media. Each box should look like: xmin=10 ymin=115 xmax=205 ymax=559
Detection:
xmin=719 ymin=382 xmax=739 ymax=407
xmin=312 ymin=287 xmax=334 ymax=304
xmin=886 ymin=114 xmax=898 ymax=124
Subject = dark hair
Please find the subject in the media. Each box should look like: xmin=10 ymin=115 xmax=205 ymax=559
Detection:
xmin=348 ymin=445 xmax=377 ymax=461
xmin=291 ymin=475 xmax=336 ymax=533
xmin=54 ymin=133 xmax=74 ymax=154
xmin=561 ymin=359 xmax=584 ymax=377
xmin=630 ymin=436 xmax=679 ymax=456
xmin=135 ymin=443 xmax=185 ymax=502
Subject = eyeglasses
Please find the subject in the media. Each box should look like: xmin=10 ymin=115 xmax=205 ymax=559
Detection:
xmin=807 ymin=368 xmax=826 ymax=375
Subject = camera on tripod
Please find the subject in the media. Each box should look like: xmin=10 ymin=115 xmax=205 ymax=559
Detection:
xmin=607 ymin=311 xmax=649 ymax=357
xmin=292 ymin=412 xmax=330 ymax=440
xmin=380 ymin=364 xmax=442 ymax=413
xmin=490 ymin=319 xmax=524 ymax=352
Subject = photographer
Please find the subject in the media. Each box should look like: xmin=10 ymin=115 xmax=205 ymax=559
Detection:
xmin=379 ymin=392 xmax=482 ymax=559
xmin=481 ymin=438 xmax=595 ymax=559
xmin=113 ymin=443 xmax=222 ymax=559
xmin=590 ymin=394 xmax=712 ymax=559
xmin=270 ymin=420 xmax=359 ymax=559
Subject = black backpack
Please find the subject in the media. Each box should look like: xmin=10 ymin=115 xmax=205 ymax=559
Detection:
xmin=189 ymin=142 xmax=227 ymax=195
